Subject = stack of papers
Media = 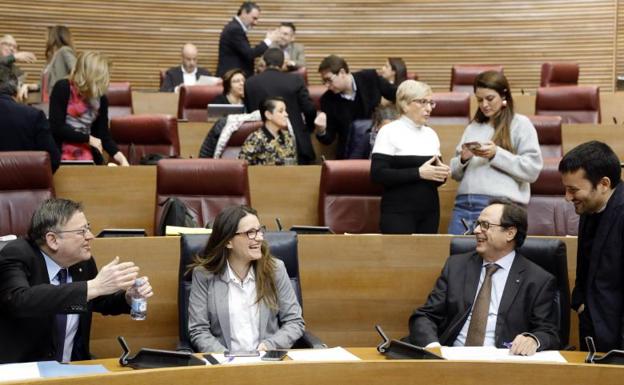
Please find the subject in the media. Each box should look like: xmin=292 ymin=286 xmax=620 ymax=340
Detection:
xmin=440 ymin=346 xmax=567 ymax=363
xmin=165 ymin=226 xmax=212 ymax=235
xmin=287 ymin=347 xmax=360 ymax=361
xmin=0 ymin=361 xmax=108 ymax=383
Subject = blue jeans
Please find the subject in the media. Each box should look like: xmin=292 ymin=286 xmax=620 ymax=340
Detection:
xmin=447 ymin=194 xmax=492 ymax=235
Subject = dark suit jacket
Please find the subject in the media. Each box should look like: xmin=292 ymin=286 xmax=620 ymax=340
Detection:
xmin=409 ymin=251 xmax=560 ymax=351
xmin=244 ymin=68 xmax=317 ymax=164
xmin=318 ymin=69 xmax=396 ymax=159
xmin=216 ymin=18 xmax=268 ymax=77
xmin=0 ymin=94 xmax=61 ymax=172
xmin=574 ymin=182 xmax=624 ymax=351
xmin=0 ymin=239 xmax=130 ymax=363
xmin=160 ymin=66 xmax=212 ymax=92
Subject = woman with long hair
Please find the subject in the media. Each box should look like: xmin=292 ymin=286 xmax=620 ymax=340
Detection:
xmin=49 ymin=51 xmax=129 ymax=166
xmin=380 ymin=57 xmax=408 ymax=85
xmin=447 ymin=70 xmax=542 ymax=234
xmin=43 ymin=25 xmax=76 ymax=99
xmin=187 ymin=205 xmax=304 ymax=353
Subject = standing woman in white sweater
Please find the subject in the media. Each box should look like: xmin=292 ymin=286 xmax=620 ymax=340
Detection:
xmin=447 ymin=71 xmax=543 ymax=234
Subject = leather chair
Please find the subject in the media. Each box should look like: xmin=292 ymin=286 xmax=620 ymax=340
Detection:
xmin=177 ymin=231 xmax=325 ymax=351
xmin=318 ymin=160 xmax=383 ymax=233
xmin=449 ymin=236 xmax=570 ymax=349
xmin=177 ymin=84 xmax=224 ymax=122
xmin=292 ymin=66 xmax=308 ymax=86
xmin=220 ymin=120 xmax=263 ymax=159
xmin=528 ymin=157 xmax=579 ymax=236
xmin=535 ymin=86 xmax=600 ymax=124
xmin=307 ymin=84 xmax=325 ymax=111
xmin=110 ymin=114 xmax=180 ymax=164
xmin=106 ymin=82 xmax=133 ymax=119
xmin=450 ymin=65 xmax=504 ymax=93
xmin=0 ymin=152 xmax=55 ymax=237
xmin=154 ymin=159 xmax=250 ymax=233
xmin=428 ymin=92 xmax=471 ymax=126
xmin=540 ymin=62 xmax=579 ymax=87
xmin=527 ymin=115 xmax=563 ymax=158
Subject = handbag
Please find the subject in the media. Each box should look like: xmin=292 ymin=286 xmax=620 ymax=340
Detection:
xmin=375 ymin=325 xmax=444 ymax=360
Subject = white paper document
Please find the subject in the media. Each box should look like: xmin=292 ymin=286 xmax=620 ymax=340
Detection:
xmin=209 ymin=353 xmax=265 ymax=365
xmin=287 ymin=347 xmax=361 ymax=361
xmin=0 ymin=362 xmax=41 ymax=382
xmin=440 ymin=346 xmax=567 ymax=363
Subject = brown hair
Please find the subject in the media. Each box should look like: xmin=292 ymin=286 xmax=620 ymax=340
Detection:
xmin=473 ymin=70 xmax=515 ymax=152
xmin=222 ymin=68 xmax=245 ymax=96
xmin=189 ymin=205 xmax=278 ymax=309
xmin=45 ymin=25 xmax=74 ymax=62
xmin=388 ymin=57 xmax=407 ymax=85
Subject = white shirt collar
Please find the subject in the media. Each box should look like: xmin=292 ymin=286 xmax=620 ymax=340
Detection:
xmin=339 ymin=74 xmax=357 ymax=101
xmin=181 ymin=65 xmax=197 ymax=76
xmin=399 ymin=115 xmax=425 ymax=129
xmin=226 ymin=260 xmax=256 ymax=285
xmin=234 ymin=16 xmax=248 ymax=33
xmin=483 ymin=249 xmax=516 ymax=271
xmin=41 ymin=250 xmax=64 ymax=283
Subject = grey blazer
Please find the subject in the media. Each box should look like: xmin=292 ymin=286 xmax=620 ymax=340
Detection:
xmin=45 ymin=46 xmax=76 ymax=96
xmin=188 ymin=258 xmax=305 ymax=353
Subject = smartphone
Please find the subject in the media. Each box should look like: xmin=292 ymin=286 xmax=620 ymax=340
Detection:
xmin=261 ymin=350 xmax=288 ymax=361
xmin=223 ymin=350 xmax=260 ymax=357
xmin=464 ymin=141 xmax=481 ymax=151
xmin=203 ymin=353 xmax=220 ymax=365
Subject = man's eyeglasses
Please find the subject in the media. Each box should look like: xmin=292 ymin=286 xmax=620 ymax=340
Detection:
xmin=412 ymin=99 xmax=437 ymax=108
xmin=235 ymin=225 xmax=267 ymax=240
xmin=473 ymin=220 xmax=506 ymax=231
xmin=54 ymin=225 xmax=92 ymax=237
xmin=321 ymin=73 xmax=337 ymax=85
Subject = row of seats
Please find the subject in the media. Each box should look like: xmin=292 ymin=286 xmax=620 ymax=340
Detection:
xmin=0 ymin=152 xmax=578 ymax=238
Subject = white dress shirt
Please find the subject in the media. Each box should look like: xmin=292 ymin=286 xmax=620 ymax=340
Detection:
xmin=42 ymin=252 xmax=79 ymax=363
xmin=454 ymin=250 xmax=516 ymax=347
xmin=226 ymin=261 xmax=260 ymax=351
xmin=182 ymin=65 xmax=197 ymax=87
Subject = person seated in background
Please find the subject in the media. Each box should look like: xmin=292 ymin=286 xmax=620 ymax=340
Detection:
xmin=43 ymin=25 xmax=76 ymax=100
xmin=0 ymin=34 xmax=39 ymax=101
xmin=213 ymin=68 xmax=246 ymax=106
xmin=239 ymin=96 xmax=296 ymax=165
xmin=369 ymin=103 xmax=399 ymax=151
xmin=188 ymin=205 xmax=305 ymax=353
xmin=314 ymin=54 xmax=396 ymax=159
xmin=49 ymin=51 xmax=130 ymax=166
xmin=273 ymin=22 xmax=305 ymax=69
xmin=409 ymin=198 xmax=560 ymax=356
xmin=0 ymin=198 xmax=153 ymax=363
xmin=371 ymin=80 xmax=449 ymax=234
xmin=379 ymin=57 xmax=407 ymax=85
xmin=160 ymin=43 xmax=213 ymax=92
xmin=0 ymin=65 xmax=60 ymax=172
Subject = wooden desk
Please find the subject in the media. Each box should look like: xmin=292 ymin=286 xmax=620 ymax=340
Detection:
xmin=8 ymin=349 xmax=620 ymax=385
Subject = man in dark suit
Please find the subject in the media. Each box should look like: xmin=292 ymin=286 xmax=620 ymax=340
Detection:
xmin=160 ymin=43 xmax=212 ymax=92
xmin=0 ymin=198 xmax=154 ymax=363
xmin=409 ymin=198 xmax=559 ymax=355
xmin=0 ymin=65 xmax=60 ymax=172
xmin=315 ymin=55 xmax=396 ymax=159
xmin=216 ymin=2 xmax=278 ymax=77
xmin=559 ymin=141 xmax=624 ymax=352
xmin=244 ymin=48 xmax=317 ymax=164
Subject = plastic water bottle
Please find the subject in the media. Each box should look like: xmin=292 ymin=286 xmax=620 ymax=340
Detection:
xmin=130 ymin=278 xmax=147 ymax=320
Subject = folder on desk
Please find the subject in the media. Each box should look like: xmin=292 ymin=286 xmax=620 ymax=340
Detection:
xmin=375 ymin=325 xmax=444 ymax=360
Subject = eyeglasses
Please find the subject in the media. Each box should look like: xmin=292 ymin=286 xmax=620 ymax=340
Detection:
xmin=473 ymin=220 xmax=505 ymax=231
xmin=235 ymin=225 xmax=267 ymax=240
xmin=0 ymin=42 xmax=17 ymax=50
xmin=321 ymin=73 xmax=337 ymax=85
xmin=412 ymin=99 xmax=436 ymax=108
xmin=54 ymin=224 xmax=92 ymax=237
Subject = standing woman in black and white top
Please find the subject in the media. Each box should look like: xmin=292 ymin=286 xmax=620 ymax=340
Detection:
xmin=371 ymin=80 xmax=450 ymax=234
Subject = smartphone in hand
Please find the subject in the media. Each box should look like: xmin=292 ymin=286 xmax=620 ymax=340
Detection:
xmin=261 ymin=350 xmax=288 ymax=361
xmin=464 ymin=141 xmax=481 ymax=151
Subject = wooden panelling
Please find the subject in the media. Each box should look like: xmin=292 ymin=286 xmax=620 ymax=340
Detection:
xmin=4 ymin=1 xmax=623 ymax=92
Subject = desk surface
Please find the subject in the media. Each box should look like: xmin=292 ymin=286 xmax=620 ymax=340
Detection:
xmin=9 ymin=348 xmax=620 ymax=385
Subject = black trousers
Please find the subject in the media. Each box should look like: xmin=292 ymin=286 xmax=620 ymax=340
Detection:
xmin=380 ymin=211 xmax=439 ymax=234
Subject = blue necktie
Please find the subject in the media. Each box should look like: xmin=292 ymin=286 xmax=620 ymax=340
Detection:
xmin=55 ymin=269 xmax=68 ymax=362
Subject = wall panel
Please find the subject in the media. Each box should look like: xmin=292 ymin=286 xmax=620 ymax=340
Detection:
xmin=4 ymin=0 xmax=622 ymax=92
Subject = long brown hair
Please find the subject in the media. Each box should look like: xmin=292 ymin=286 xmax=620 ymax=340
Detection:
xmin=388 ymin=57 xmax=407 ymax=85
xmin=189 ymin=205 xmax=278 ymax=309
xmin=473 ymin=70 xmax=515 ymax=153
xmin=45 ymin=25 xmax=74 ymax=62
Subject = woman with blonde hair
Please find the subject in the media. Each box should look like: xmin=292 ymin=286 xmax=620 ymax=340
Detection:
xmin=49 ymin=51 xmax=129 ymax=166
xmin=447 ymin=70 xmax=542 ymax=234
xmin=188 ymin=205 xmax=304 ymax=353
xmin=371 ymin=80 xmax=450 ymax=234
xmin=43 ymin=25 xmax=76 ymax=98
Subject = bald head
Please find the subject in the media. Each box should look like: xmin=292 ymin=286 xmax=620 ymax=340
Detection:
xmin=181 ymin=43 xmax=198 ymax=73
xmin=0 ymin=35 xmax=17 ymax=57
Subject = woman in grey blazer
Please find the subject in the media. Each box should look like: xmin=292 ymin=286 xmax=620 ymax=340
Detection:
xmin=188 ymin=205 xmax=305 ymax=353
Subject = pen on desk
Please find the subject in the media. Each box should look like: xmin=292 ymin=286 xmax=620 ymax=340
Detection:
xmin=503 ymin=342 xmax=513 ymax=349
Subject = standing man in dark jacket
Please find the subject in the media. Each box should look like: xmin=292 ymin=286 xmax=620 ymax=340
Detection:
xmin=559 ymin=141 xmax=624 ymax=352
xmin=315 ymin=55 xmax=396 ymax=159
xmin=216 ymin=2 xmax=278 ymax=77
xmin=0 ymin=65 xmax=60 ymax=172
xmin=244 ymin=48 xmax=317 ymax=164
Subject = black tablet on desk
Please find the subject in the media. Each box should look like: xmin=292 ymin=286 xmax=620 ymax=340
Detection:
xmin=289 ymin=225 xmax=334 ymax=234
xmin=207 ymin=104 xmax=245 ymax=118
xmin=97 ymin=229 xmax=147 ymax=238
